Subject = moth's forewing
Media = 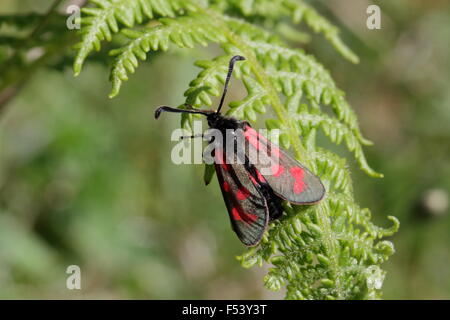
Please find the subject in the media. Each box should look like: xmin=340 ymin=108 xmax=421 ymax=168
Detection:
xmin=214 ymin=148 xmax=268 ymax=246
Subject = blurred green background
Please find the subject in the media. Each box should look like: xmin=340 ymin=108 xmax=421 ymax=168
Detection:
xmin=0 ymin=0 xmax=449 ymax=299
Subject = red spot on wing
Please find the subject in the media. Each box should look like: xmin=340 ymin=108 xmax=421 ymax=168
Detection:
xmin=245 ymin=126 xmax=265 ymax=141
xmin=232 ymin=207 xmax=258 ymax=224
xmin=271 ymin=164 xmax=285 ymax=177
xmin=248 ymin=169 xmax=266 ymax=186
xmin=290 ymin=167 xmax=305 ymax=194
xmin=223 ymin=181 xmax=230 ymax=192
xmin=255 ymin=169 xmax=266 ymax=183
xmin=249 ymin=174 xmax=258 ymax=185
xmin=244 ymin=127 xmax=269 ymax=156
xmin=245 ymin=125 xmax=282 ymax=160
xmin=236 ymin=187 xmax=250 ymax=200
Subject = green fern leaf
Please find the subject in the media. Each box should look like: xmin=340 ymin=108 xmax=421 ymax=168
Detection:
xmin=73 ymin=0 xmax=193 ymax=76
xmin=73 ymin=0 xmax=399 ymax=300
xmin=284 ymin=0 xmax=359 ymax=63
xmin=225 ymin=0 xmax=358 ymax=63
xmin=109 ymin=14 xmax=226 ymax=97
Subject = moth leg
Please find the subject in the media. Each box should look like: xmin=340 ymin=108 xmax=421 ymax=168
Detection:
xmin=180 ymin=133 xmax=204 ymax=140
xmin=179 ymin=133 xmax=215 ymax=143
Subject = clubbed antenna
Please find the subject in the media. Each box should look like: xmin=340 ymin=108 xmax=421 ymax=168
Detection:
xmin=216 ymin=55 xmax=246 ymax=114
xmin=154 ymin=105 xmax=210 ymax=119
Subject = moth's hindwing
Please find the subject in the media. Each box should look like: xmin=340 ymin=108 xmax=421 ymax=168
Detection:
xmin=243 ymin=124 xmax=326 ymax=204
xmin=214 ymin=148 xmax=269 ymax=246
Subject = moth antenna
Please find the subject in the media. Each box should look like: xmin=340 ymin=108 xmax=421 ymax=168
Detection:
xmin=155 ymin=106 xmax=210 ymax=119
xmin=216 ymin=55 xmax=246 ymax=114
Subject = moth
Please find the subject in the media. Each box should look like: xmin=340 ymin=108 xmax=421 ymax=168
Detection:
xmin=155 ymin=55 xmax=325 ymax=246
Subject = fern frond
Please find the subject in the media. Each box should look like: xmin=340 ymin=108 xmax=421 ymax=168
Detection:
xmin=314 ymin=148 xmax=353 ymax=195
xmin=227 ymin=75 xmax=269 ymax=121
xmin=295 ymin=107 xmax=381 ymax=177
xmin=241 ymin=195 xmax=398 ymax=299
xmin=109 ymin=14 xmax=225 ymax=97
xmin=246 ymin=41 xmax=365 ymax=133
xmin=224 ymin=0 xmax=358 ymax=63
xmin=283 ymin=0 xmax=359 ymax=63
xmin=185 ymin=56 xmax=231 ymax=107
xmin=73 ymin=0 xmax=399 ymax=300
xmin=327 ymin=192 xmax=399 ymax=239
xmin=73 ymin=0 xmax=194 ymax=76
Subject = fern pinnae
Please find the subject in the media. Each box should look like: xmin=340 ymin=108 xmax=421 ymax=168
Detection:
xmin=185 ymin=56 xmax=231 ymax=107
xmin=109 ymin=14 xmax=226 ymax=97
xmin=74 ymin=1 xmax=120 ymax=76
xmin=246 ymin=40 xmax=365 ymax=132
xmin=227 ymin=75 xmax=269 ymax=121
xmin=283 ymin=0 xmax=359 ymax=64
xmin=225 ymin=0 xmax=358 ymax=63
xmin=73 ymin=0 xmax=193 ymax=76
xmin=225 ymin=23 xmax=368 ymax=146
xmin=295 ymin=109 xmax=380 ymax=177
xmin=314 ymin=148 xmax=353 ymax=195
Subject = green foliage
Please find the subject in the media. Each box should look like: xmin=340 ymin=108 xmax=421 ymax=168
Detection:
xmin=0 ymin=13 xmax=43 ymax=29
xmin=73 ymin=0 xmax=399 ymax=299
xmin=108 ymin=14 xmax=226 ymax=98
xmin=0 ymin=10 xmax=73 ymax=92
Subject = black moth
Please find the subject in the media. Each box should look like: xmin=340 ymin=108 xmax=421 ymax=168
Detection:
xmin=155 ymin=55 xmax=325 ymax=246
